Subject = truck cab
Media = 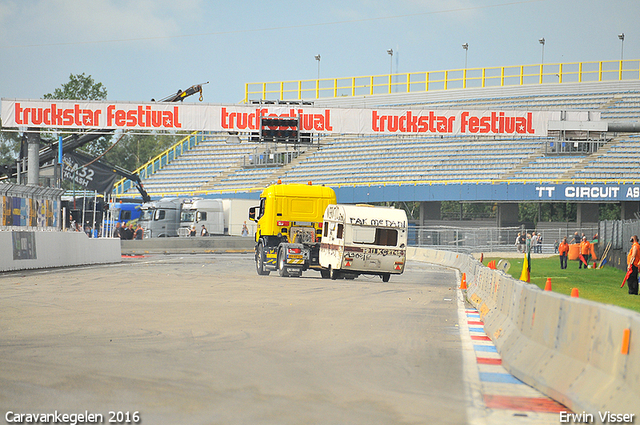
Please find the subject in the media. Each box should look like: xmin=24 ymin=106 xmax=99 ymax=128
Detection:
xmin=179 ymin=198 xmax=224 ymax=236
xmin=138 ymin=198 xmax=183 ymax=238
xmin=249 ymin=182 xmax=336 ymax=277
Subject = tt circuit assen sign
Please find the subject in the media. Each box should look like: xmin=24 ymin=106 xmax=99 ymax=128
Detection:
xmin=1 ymin=99 xmax=594 ymax=136
xmin=534 ymin=185 xmax=640 ymax=201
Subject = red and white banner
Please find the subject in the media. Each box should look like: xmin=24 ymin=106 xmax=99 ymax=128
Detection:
xmin=1 ymin=99 xmax=594 ymax=136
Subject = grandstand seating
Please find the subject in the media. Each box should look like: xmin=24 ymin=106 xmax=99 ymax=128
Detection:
xmin=136 ymin=134 xmax=262 ymax=194
xmin=119 ymin=80 xmax=640 ymax=196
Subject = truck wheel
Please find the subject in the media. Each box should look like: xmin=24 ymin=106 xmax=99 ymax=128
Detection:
xmin=330 ymin=267 xmax=341 ymax=280
xmin=278 ymin=248 xmax=290 ymax=277
xmin=382 ymin=273 xmax=391 ymax=282
xmin=256 ymin=243 xmax=270 ymax=276
xmin=320 ymin=268 xmax=330 ymax=279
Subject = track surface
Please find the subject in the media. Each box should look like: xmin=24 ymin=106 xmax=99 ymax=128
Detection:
xmin=0 ymin=254 xmax=468 ymax=424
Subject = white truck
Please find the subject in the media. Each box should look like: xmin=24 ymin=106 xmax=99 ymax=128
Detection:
xmin=179 ymin=198 xmax=225 ymax=236
xmin=138 ymin=198 xmax=184 ymax=238
xmin=319 ymin=204 xmax=408 ymax=282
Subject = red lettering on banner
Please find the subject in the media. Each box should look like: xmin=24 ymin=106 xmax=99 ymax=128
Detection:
xmin=220 ymin=108 xmax=333 ymax=132
xmin=8 ymin=101 xmax=541 ymax=134
xmin=461 ymin=111 xmax=535 ymax=135
xmin=372 ymin=110 xmax=454 ymax=133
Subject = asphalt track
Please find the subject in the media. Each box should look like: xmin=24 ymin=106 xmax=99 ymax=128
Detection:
xmin=0 ymin=253 xmax=570 ymax=424
xmin=0 ymin=253 xmax=474 ymax=424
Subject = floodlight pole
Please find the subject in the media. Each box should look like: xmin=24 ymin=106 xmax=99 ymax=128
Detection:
xmin=539 ymin=38 xmax=545 ymax=84
xmin=618 ymin=33 xmax=625 ymax=61
xmin=462 ymin=43 xmax=468 ymax=70
xmin=462 ymin=43 xmax=468 ymax=88
xmin=315 ymin=54 xmax=321 ymax=80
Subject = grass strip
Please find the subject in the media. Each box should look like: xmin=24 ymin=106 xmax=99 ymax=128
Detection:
xmin=484 ymin=256 xmax=640 ymax=314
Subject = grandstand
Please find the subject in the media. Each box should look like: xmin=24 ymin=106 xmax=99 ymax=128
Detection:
xmin=113 ymin=61 xmax=640 ymax=222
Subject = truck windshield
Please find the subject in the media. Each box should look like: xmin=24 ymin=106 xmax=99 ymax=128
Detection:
xmin=181 ymin=211 xmax=194 ymax=222
xmin=140 ymin=209 xmax=153 ymax=221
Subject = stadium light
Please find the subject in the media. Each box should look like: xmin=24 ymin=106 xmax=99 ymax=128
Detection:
xmin=387 ymin=48 xmax=393 ymax=75
xmin=462 ymin=43 xmax=469 ymax=69
xmin=618 ymin=33 xmax=625 ymax=61
xmin=315 ymin=54 xmax=321 ymax=80
xmin=539 ymin=38 xmax=545 ymax=64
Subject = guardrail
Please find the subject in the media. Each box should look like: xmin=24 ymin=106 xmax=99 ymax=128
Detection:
xmin=245 ymin=59 xmax=640 ymax=102
xmin=408 ymin=246 xmax=639 ymax=418
xmin=112 ymin=131 xmax=202 ymax=197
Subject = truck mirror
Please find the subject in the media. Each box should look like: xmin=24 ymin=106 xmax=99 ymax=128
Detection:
xmin=249 ymin=206 xmax=257 ymax=222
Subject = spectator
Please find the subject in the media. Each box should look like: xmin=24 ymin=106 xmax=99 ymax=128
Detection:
xmin=531 ymin=232 xmax=539 ymax=254
xmin=189 ymin=225 xmax=196 ymax=237
xmin=626 ymin=235 xmax=640 ymax=295
xmin=558 ymin=238 xmax=569 ymax=269
xmin=201 ymin=225 xmax=209 ymax=236
xmin=515 ymin=233 xmax=521 ymax=253
xmin=572 ymin=232 xmax=581 ymax=244
xmin=134 ymin=224 xmax=144 ymax=240
xmin=554 ymin=239 xmax=559 ymax=254
xmin=579 ymin=236 xmax=591 ymax=269
xmin=537 ymin=232 xmax=543 ymax=253
xmin=241 ymin=221 xmax=249 ymax=237
xmin=124 ymin=223 xmax=135 ymax=240
xmin=113 ymin=222 xmax=122 ymax=238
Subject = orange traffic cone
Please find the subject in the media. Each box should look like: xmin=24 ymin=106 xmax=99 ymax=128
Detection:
xmin=571 ymin=288 xmax=579 ymax=298
xmin=544 ymin=278 xmax=552 ymax=291
xmin=460 ymin=273 xmax=467 ymax=290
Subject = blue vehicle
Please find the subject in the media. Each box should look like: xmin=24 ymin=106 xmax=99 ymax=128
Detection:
xmin=110 ymin=202 xmax=142 ymax=223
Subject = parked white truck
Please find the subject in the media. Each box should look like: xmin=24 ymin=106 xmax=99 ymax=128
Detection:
xmin=141 ymin=197 xmax=258 ymax=238
xmin=138 ymin=198 xmax=184 ymax=238
xmin=319 ymin=204 xmax=408 ymax=282
xmin=180 ymin=199 xmax=225 ymax=235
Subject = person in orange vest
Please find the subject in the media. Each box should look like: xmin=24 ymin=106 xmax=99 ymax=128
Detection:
xmin=579 ymin=236 xmax=591 ymax=269
xmin=558 ymin=237 xmax=569 ymax=269
xmin=626 ymin=235 xmax=640 ymax=295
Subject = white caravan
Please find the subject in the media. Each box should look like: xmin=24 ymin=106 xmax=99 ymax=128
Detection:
xmin=319 ymin=204 xmax=408 ymax=282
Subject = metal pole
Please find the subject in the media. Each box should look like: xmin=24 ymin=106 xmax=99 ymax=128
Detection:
xmin=92 ymin=190 xmax=97 ymax=238
xmin=58 ymin=135 xmax=63 ymax=188
xmin=82 ymin=193 xmax=86 ymax=233
xmin=619 ymin=33 xmax=625 ymax=61
xmin=26 ymin=129 xmax=40 ymax=186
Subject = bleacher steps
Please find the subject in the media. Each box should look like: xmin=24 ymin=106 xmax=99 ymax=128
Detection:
xmin=257 ymin=144 xmax=322 ymax=186
xmin=501 ymin=152 xmax=544 ymax=179
xmin=198 ymin=158 xmax=250 ymax=191
xmin=559 ymin=137 xmax=619 ymax=180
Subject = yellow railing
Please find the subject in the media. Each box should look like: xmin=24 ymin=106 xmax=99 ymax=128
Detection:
xmin=244 ymin=59 xmax=640 ymax=102
xmin=112 ymin=131 xmax=202 ymax=197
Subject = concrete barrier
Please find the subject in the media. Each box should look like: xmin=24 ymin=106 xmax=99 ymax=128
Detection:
xmin=120 ymin=236 xmax=256 ymax=255
xmin=0 ymin=231 xmax=121 ymax=272
xmin=408 ymin=247 xmax=639 ymax=420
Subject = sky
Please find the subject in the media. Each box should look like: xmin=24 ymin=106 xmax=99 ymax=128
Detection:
xmin=0 ymin=0 xmax=638 ymax=107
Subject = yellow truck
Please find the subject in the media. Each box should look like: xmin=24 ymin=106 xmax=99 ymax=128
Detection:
xmin=248 ymin=182 xmax=336 ymax=277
